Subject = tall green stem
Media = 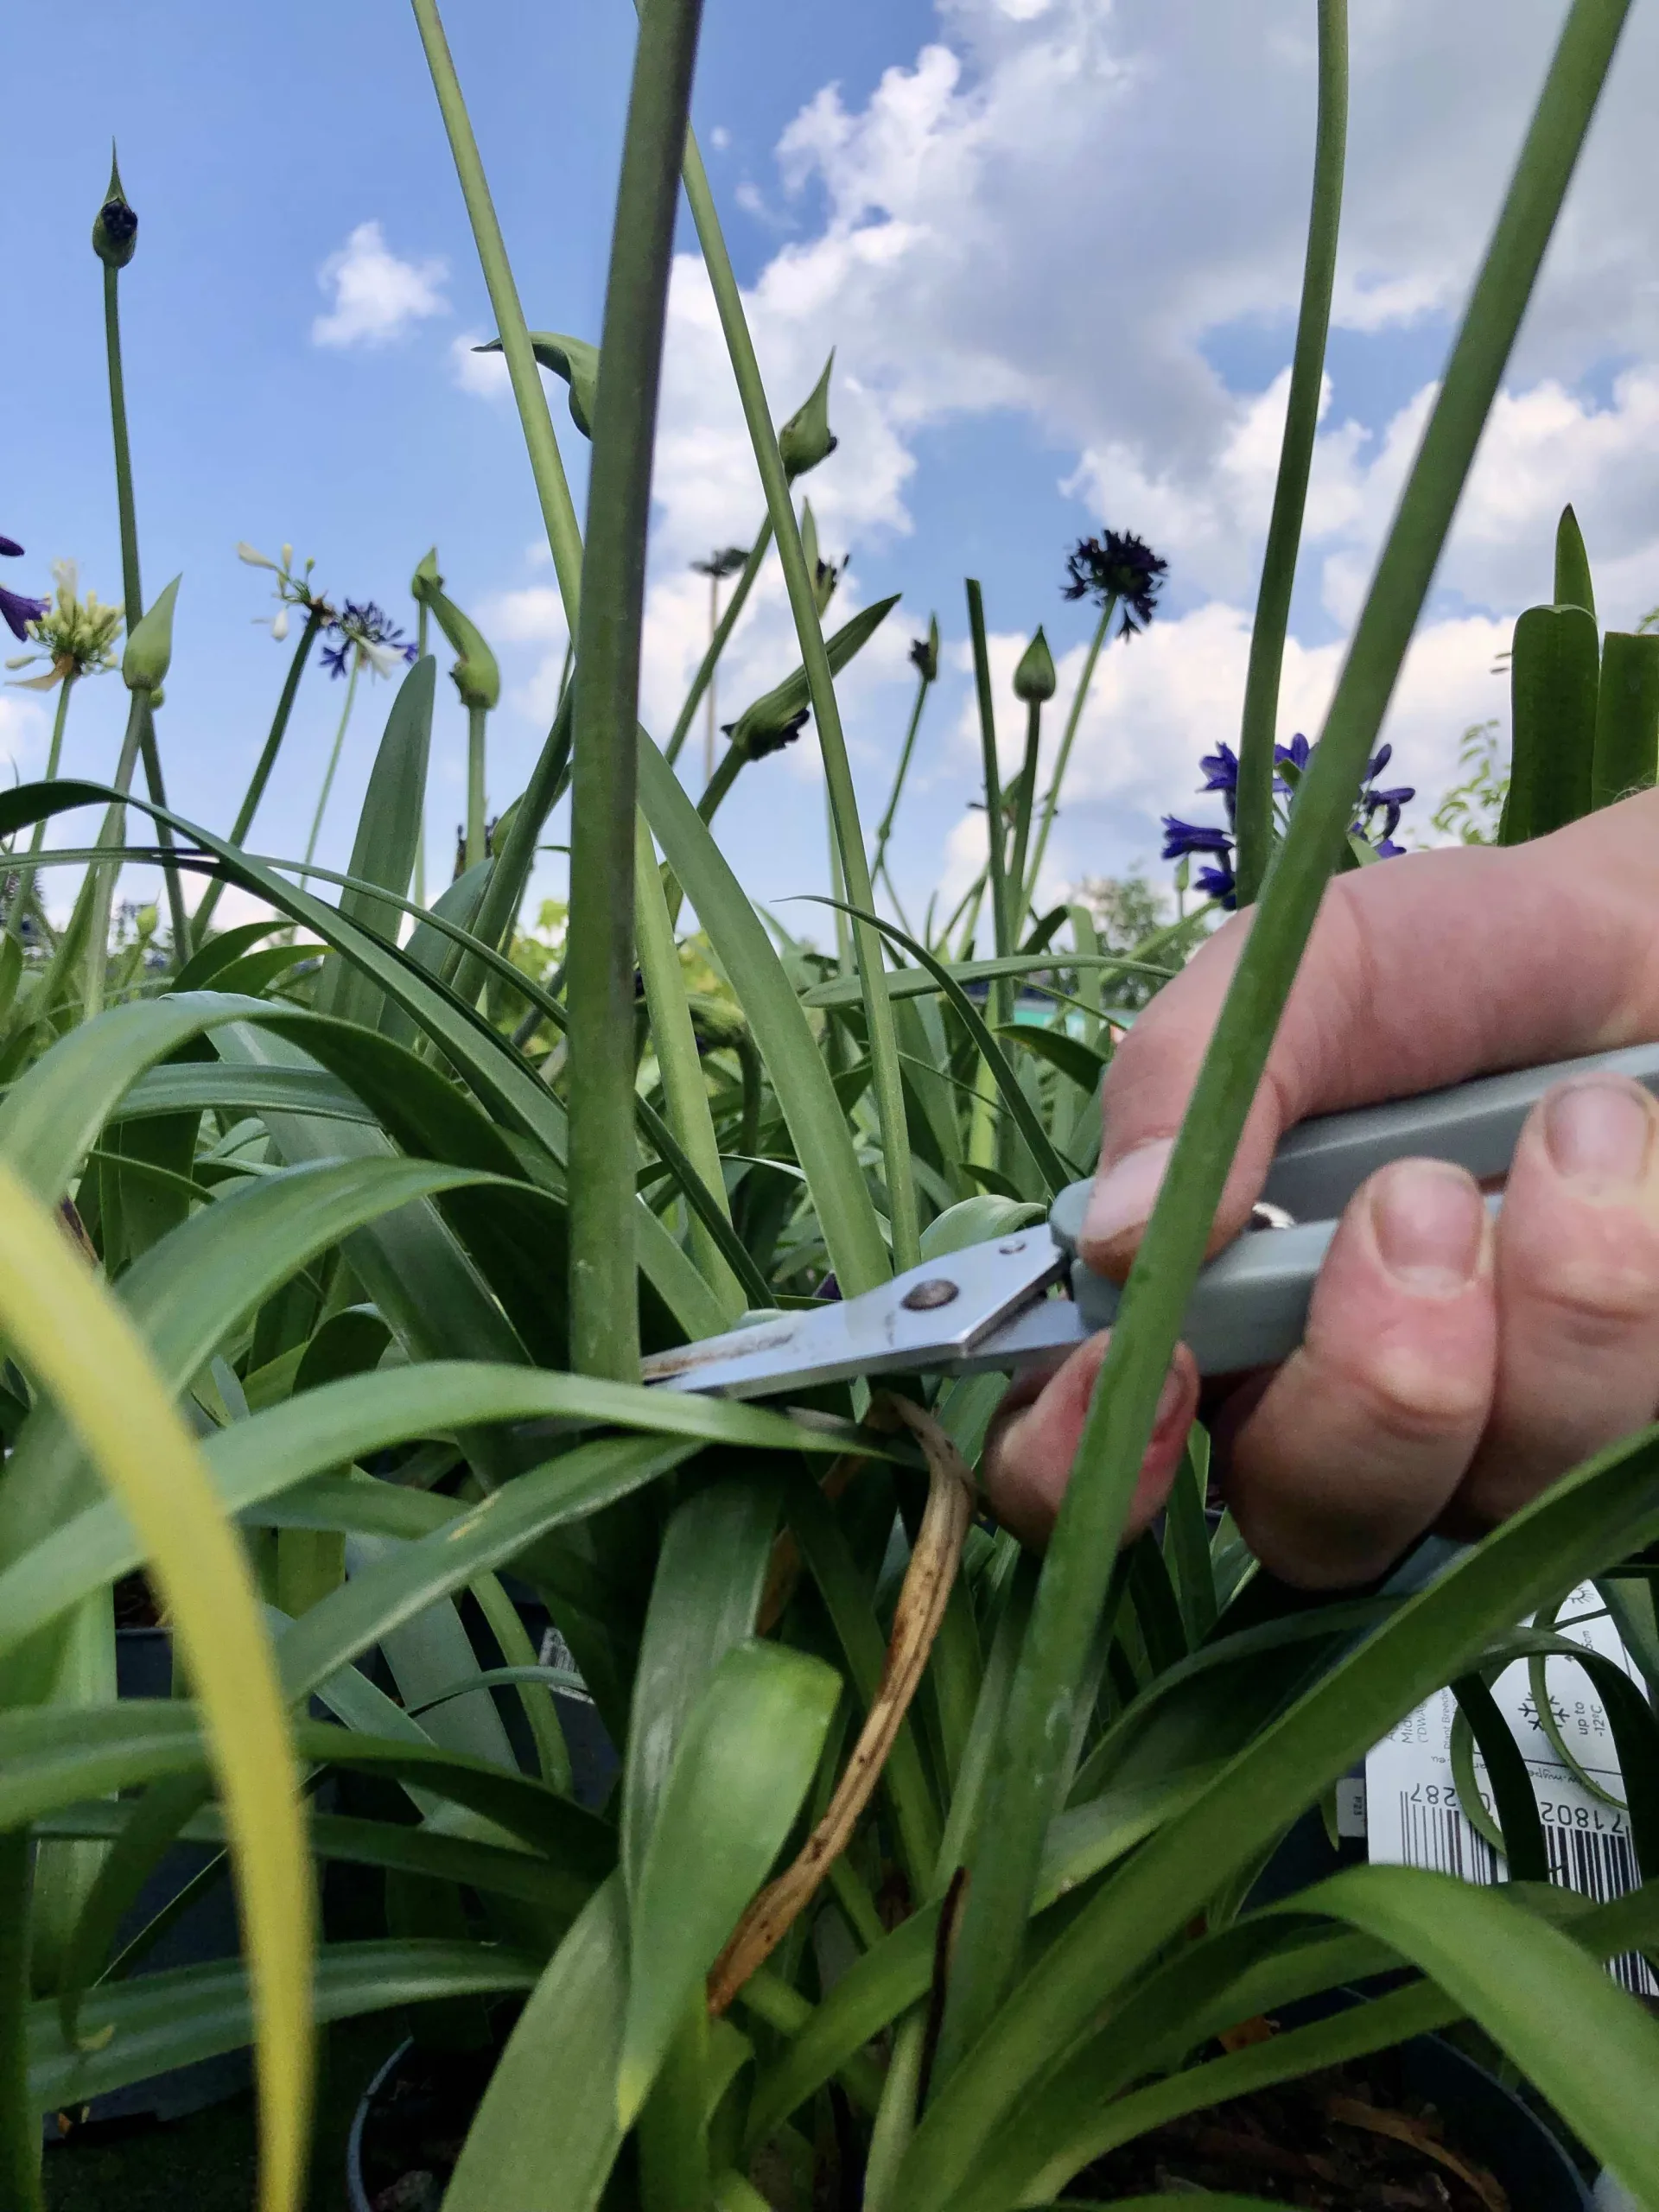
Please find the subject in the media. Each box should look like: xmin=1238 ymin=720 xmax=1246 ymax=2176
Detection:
xmin=566 ymin=0 xmax=706 ymax=1381
xmin=1024 ymin=594 xmax=1115 ymax=912
xmin=677 ymin=122 xmax=918 ymax=1276
xmin=410 ymin=0 xmax=585 ymax=625
xmin=664 ymin=520 xmax=773 ymax=766
xmin=1007 ymin=697 xmax=1043 ymax=944
xmin=194 ymin=607 xmax=323 ymax=940
xmin=9 ymin=674 xmax=76 ymax=944
xmin=965 ymin=583 xmax=1011 ymax=991
xmin=932 ymin=0 xmax=1632 ymax=2094
xmin=870 ymin=661 xmax=932 ymax=887
xmin=84 ymin=690 xmax=149 ymax=1019
xmin=305 ymin=656 xmax=361 ymax=872
xmin=466 ymin=701 xmax=488 ymax=870
xmin=0 ymin=1834 xmax=41 ymax=2211
xmin=1232 ymin=0 xmax=1349 ymax=907
xmin=103 ymin=262 xmax=189 ymax=964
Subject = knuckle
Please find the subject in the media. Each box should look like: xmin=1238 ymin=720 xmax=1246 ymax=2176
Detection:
xmin=1344 ymin=1342 xmax=1489 ymax=1444
xmin=1522 ymin=1243 xmax=1659 ymax=1349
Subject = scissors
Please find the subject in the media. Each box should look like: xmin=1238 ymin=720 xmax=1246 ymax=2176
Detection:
xmin=641 ymin=1041 xmax=1659 ymax=1401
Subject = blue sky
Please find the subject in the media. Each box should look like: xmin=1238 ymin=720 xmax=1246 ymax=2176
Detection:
xmin=6 ymin=1 xmax=1659 ymax=940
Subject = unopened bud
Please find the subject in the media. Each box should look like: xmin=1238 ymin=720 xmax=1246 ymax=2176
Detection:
xmin=410 ymin=546 xmax=444 ymax=601
xmin=475 ymin=332 xmax=600 ymax=440
xmin=123 ymin=575 xmax=180 ymax=691
xmin=779 ymin=353 xmax=837 ymax=481
xmin=92 ymin=148 xmax=138 ymax=270
xmin=1014 ymin=626 xmax=1056 ymax=704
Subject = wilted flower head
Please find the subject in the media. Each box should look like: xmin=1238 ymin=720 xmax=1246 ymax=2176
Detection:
xmin=1062 ymin=529 xmax=1167 ymax=638
xmin=692 ymin=546 xmax=748 ymax=584
xmin=3 ymin=559 xmax=123 ymax=688
xmin=0 ymin=536 xmax=50 ymax=646
xmin=909 ymin=616 xmax=940 ymax=684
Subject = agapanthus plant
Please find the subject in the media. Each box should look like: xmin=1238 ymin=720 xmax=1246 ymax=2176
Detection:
xmin=0 ymin=536 xmax=49 ymax=645
xmin=1163 ymin=731 xmax=1415 ymax=906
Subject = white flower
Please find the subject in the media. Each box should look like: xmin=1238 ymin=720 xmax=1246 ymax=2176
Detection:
xmin=237 ymin=542 xmax=277 ymax=570
xmin=270 ymin=606 xmax=289 ymax=642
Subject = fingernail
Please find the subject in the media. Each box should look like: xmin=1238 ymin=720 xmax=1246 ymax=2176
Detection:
xmin=1154 ymin=1363 xmax=1185 ymax=1430
xmin=1084 ymin=1137 xmax=1174 ymax=1253
xmin=1370 ymin=1160 xmax=1486 ymax=1291
xmin=1545 ymin=1077 xmax=1654 ymax=1189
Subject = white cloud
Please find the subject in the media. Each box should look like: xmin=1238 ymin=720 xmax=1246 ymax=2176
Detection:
xmin=0 ymin=694 xmax=45 ymax=773
xmin=312 ymin=221 xmax=448 ymax=349
xmin=450 ymin=332 xmax=511 ymax=397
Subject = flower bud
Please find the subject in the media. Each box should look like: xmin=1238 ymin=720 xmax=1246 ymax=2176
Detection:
xmin=420 ymin=573 xmax=499 ymax=712
xmin=909 ymin=617 xmax=939 ymax=685
xmin=475 ymin=332 xmax=600 ymax=440
xmin=1013 ymin=625 xmax=1056 ymax=704
xmin=410 ymin=547 xmax=444 ymax=601
xmin=237 ymin=542 xmax=276 ymax=570
xmin=123 ymin=575 xmax=180 ymax=692
xmin=92 ymin=148 xmax=138 ymax=270
xmin=779 ymin=354 xmax=837 ymax=481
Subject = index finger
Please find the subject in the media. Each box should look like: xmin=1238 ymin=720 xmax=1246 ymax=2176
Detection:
xmin=1082 ymin=798 xmax=1659 ymax=1280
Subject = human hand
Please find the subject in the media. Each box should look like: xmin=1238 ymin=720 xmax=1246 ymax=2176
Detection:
xmin=982 ymin=789 xmax=1659 ymax=1586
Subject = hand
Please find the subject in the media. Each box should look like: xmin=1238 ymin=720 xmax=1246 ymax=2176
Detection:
xmin=982 ymin=790 xmax=1659 ymax=1586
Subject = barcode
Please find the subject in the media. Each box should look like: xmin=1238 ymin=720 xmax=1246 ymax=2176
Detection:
xmin=1398 ymin=1798 xmax=1656 ymax=1997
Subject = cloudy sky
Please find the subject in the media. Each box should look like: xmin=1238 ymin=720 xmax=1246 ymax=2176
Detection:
xmin=5 ymin=0 xmax=1659 ymax=937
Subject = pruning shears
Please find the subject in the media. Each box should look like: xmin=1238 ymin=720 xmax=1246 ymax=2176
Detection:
xmin=641 ymin=1042 xmax=1659 ymax=1401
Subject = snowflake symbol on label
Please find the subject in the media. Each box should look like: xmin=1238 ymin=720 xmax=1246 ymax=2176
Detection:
xmin=1519 ymin=1691 xmax=1569 ymax=1732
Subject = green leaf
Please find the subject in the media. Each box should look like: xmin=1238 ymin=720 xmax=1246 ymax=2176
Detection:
xmin=443 ymin=1877 xmax=629 ymax=2212
xmin=623 ymin=1477 xmax=783 ymax=1905
xmin=1501 ymin=602 xmax=1599 ymax=842
xmin=1591 ymin=630 xmax=1659 ymax=810
xmin=637 ymin=734 xmax=888 ymax=1295
xmin=618 ymin=1639 xmax=842 ymax=2124
xmin=315 ymin=656 xmax=435 ymax=1028
xmin=29 ymin=1938 xmax=541 ymax=2112
xmin=919 ymin=1195 xmax=1045 ymax=1261
xmin=995 ymin=1022 xmax=1109 ymax=1096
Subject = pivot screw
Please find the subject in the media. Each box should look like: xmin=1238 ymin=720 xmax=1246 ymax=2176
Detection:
xmin=901 ymin=1277 xmax=960 ymax=1312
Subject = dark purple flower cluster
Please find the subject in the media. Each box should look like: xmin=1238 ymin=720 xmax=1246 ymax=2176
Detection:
xmin=0 ymin=535 xmax=49 ymax=644
xmin=1161 ymin=734 xmax=1414 ymax=908
xmin=1061 ymin=529 xmax=1167 ymax=638
xmin=320 ymin=598 xmax=420 ymax=680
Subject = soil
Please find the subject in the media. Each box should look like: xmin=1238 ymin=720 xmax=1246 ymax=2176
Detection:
xmin=354 ymin=2043 xmax=503 ymax=2211
xmin=1068 ymin=2050 xmax=1511 ymax=2212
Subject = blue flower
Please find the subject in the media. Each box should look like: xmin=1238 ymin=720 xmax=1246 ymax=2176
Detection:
xmin=0 ymin=536 xmax=49 ymax=645
xmin=1195 ymin=859 xmax=1237 ymax=905
xmin=321 ymin=597 xmax=418 ymax=679
xmin=1160 ymin=816 xmax=1233 ymax=862
xmin=1198 ymin=741 xmax=1238 ymax=794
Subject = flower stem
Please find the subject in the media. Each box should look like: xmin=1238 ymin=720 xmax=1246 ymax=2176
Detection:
xmin=677 ymin=117 xmax=918 ymax=1276
xmin=194 ymin=606 xmax=323 ymax=940
xmin=305 ymin=655 xmax=361 ymax=872
xmin=930 ymin=0 xmax=1633 ymax=2106
xmin=84 ymin=690 xmax=150 ymax=1019
xmin=664 ymin=519 xmax=773 ymax=767
xmin=1024 ymin=594 xmax=1115 ymax=912
xmin=566 ymin=0 xmax=707 ymax=1381
xmin=0 ymin=1834 xmax=41 ymax=2212
xmin=1232 ymin=0 xmax=1348 ymax=907
xmin=9 ymin=673 xmax=77 ymax=944
xmin=870 ymin=659 xmax=933 ymax=887
xmin=103 ymin=262 xmax=190 ymax=965
xmin=1006 ymin=696 xmax=1043 ymax=944
xmin=965 ymin=582 xmax=1011 ymax=1011
xmin=466 ymin=701 xmax=488 ymax=870
xmin=410 ymin=0 xmax=585 ymax=626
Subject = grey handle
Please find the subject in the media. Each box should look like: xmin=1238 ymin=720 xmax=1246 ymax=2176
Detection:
xmin=1049 ymin=1039 xmax=1659 ymax=1375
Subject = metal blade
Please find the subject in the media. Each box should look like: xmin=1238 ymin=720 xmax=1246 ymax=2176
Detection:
xmin=642 ymin=1225 xmax=1066 ymax=1399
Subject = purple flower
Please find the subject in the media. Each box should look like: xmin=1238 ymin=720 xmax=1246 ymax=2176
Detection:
xmin=1198 ymin=741 xmax=1238 ymax=794
xmin=1195 ymin=859 xmax=1237 ymax=906
xmin=0 ymin=536 xmax=49 ymax=644
xmin=1160 ymin=816 xmax=1233 ymax=862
